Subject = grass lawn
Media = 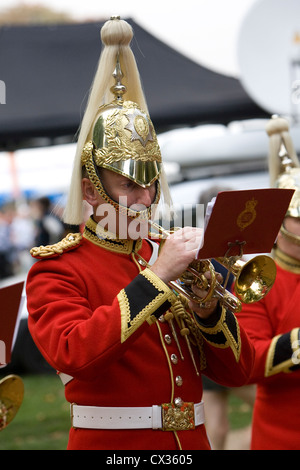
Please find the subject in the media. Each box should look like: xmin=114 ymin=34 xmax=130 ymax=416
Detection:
xmin=0 ymin=373 xmax=69 ymax=450
xmin=0 ymin=374 xmax=252 ymax=450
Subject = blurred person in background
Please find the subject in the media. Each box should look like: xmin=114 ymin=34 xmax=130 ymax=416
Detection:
xmin=10 ymin=202 xmax=36 ymax=274
xmin=236 ymin=116 xmax=300 ymax=450
xmin=30 ymin=196 xmax=65 ymax=247
xmin=198 ymin=185 xmax=256 ymax=450
xmin=0 ymin=203 xmax=15 ymax=279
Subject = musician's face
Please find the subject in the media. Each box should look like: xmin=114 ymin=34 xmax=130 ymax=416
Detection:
xmin=277 ymin=217 xmax=300 ymax=260
xmin=99 ymin=168 xmax=156 ymax=211
xmin=81 ymin=168 xmax=157 ymax=238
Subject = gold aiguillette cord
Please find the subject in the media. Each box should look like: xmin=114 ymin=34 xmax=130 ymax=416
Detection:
xmin=180 ymin=327 xmax=199 ymax=376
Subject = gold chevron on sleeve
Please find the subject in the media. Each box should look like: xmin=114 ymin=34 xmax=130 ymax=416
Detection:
xmin=118 ymin=268 xmax=177 ymax=343
xmin=196 ymin=307 xmax=241 ymax=362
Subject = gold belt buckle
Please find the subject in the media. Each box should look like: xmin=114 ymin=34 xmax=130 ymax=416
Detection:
xmin=161 ymin=402 xmax=195 ymax=431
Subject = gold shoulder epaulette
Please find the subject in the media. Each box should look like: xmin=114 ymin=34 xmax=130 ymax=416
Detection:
xmin=30 ymin=233 xmax=82 ymax=259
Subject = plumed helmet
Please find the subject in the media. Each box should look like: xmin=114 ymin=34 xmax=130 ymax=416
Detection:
xmin=63 ymin=17 xmax=171 ymax=225
xmin=266 ymin=115 xmax=300 ymax=246
xmin=81 ymin=59 xmax=162 ymax=189
xmin=266 ymin=115 xmax=300 ymax=219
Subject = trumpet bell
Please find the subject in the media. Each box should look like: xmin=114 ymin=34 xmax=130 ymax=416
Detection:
xmin=234 ymin=255 xmax=277 ymax=304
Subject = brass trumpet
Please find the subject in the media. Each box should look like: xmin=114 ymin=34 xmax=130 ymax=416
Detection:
xmin=149 ymin=221 xmax=276 ymax=313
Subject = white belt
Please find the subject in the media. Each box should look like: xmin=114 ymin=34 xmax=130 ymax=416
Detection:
xmin=71 ymin=401 xmax=204 ymax=431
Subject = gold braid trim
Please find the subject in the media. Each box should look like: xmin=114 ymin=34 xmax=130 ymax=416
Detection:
xmin=171 ymin=296 xmax=206 ymax=371
xmin=30 ymin=233 xmax=82 ymax=259
xmin=196 ymin=306 xmax=241 ymax=362
xmin=140 ymin=268 xmax=178 ymax=304
xmin=118 ymin=288 xmax=142 ymax=343
xmin=118 ymin=286 xmax=169 ymax=343
xmin=83 ymin=217 xmax=143 ymax=254
xmin=118 ymin=268 xmax=177 ymax=343
xmin=265 ymin=327 xmax=300 ymax=377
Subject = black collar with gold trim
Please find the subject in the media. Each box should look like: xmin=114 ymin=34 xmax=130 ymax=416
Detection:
xmin=83 ymin=216 xmax=143 ymax=254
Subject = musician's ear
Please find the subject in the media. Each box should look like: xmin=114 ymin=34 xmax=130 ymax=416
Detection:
xmin=82 ymin=178 xmax=101 ymax=207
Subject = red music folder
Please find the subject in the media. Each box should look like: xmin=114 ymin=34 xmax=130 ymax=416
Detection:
xmin=0 ymin=281 xmax=24 ymax=365
xmin=197 ymin=188 xmax=294 ymax=259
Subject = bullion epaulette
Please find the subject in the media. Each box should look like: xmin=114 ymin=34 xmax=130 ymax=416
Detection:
xmin=30 ymin=233 xmax=82 ymax=259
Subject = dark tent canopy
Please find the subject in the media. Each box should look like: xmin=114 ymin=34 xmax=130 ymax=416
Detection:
xmin=0 ymin=19 xmax=268 ymax=150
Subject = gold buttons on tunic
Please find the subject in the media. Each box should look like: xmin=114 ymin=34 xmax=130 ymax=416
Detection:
xmin=175 ymin=376 xmax=183 ymax=387
xmin=174 ymin=397 xmax=183 ymax=407
xmin=138 ymin=258 xmax=147 ymax=266
xmin=170 ymin=353 xmax=178 ymax=364
xmin=164 ymin=334 xmax=172 ymax=344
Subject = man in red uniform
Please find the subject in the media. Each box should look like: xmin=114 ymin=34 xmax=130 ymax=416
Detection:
xmin=26 ymin=17 xmax=254 ymax=450
xmin=237 ymin=116 xmax=300 ymax=450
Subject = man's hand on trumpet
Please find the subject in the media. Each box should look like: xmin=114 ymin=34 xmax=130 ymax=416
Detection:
xmin=150 ymin=227 xmax=202 ymax=283
xmin=150 ymin=227 xmax=221 ymax=320
xmin=189 ymin=270 xmax=222 ymax=321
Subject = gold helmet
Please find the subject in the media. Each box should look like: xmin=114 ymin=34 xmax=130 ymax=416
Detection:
xmin=80 ymin=59 xmax=162 ymax=218
xmin=266 ymin=115 xmax=300 ymax=243
xmin=82 ymin=60 xmax=161 ymax=188
xmin=63 ymin=17 xmax=171 ymax=225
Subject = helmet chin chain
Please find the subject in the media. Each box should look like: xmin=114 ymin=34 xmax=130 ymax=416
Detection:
xmin=280 ymin=223 xmax=300 ymax=246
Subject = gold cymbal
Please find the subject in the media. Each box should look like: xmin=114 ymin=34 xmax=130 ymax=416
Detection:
xmin=0 ymin=375 xmax=24 ymax=431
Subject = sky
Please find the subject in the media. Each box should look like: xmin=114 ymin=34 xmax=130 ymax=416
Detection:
xmin=0 ymin=0 xmax=259 ymax=77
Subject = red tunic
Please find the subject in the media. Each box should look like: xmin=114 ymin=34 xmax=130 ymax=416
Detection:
xmin=26 ymin=219 xmax=254 ymax=450
xmin=237 ymin=258 xmax=300 ymax=450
